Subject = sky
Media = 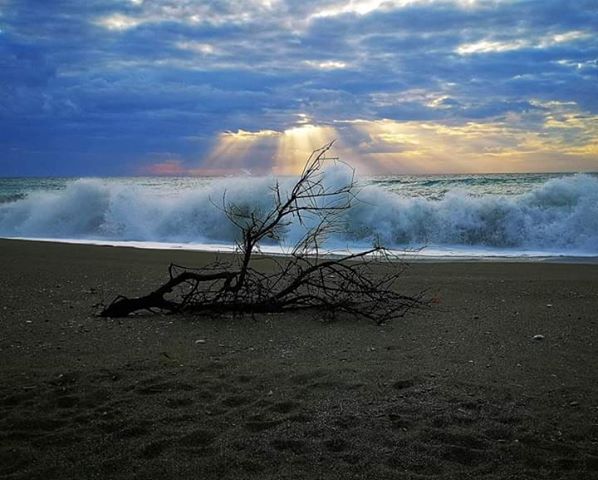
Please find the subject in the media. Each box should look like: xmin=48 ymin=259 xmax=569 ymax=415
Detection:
xmin=0 ymin=0 xmax=596 ymax=176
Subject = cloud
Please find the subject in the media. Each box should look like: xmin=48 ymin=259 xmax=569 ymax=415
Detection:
xmin=456 ymin=30 xmax=593 ymax=55
xmin=303 ymin=60 xmax=348 ymax=70
xmin=142 ymin=159 xmax=188 ymax=176
xmin=95 ymin=13 xmax=144 ymax=31
xmin=0 ymin=0 xmax=596 ymax=175
xmin=336 ymin=111 xmax=598 ymax=173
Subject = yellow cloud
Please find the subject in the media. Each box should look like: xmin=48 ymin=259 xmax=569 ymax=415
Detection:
xmin=201 ymin=129 xmax=280 ymax=172
xmin=198 ymin=125 xmax=347 ymax=175
xmin=197 ymin=103 xmax=597 ymax=176
xmin=274 ymin=124 xmax=340 ymax=174
xmin=345 ymin=115 xmax=598 ymax=173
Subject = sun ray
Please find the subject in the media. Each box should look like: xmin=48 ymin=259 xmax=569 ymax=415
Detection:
xmin=274 ymin=124 xmax=338 ymax=175
xmin=200 ymin=129 xmax=279 ymax=174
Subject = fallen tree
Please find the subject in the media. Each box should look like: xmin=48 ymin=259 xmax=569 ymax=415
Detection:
xmin=101 ymin=143 xmax=424 ymax=324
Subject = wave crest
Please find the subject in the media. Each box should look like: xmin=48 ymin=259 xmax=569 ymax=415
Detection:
xmin=0 ymin=171 xmax=597 ymax=255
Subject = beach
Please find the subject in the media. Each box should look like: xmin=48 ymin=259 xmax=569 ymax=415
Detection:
xmin=1 ymin=238 xmax=597 ymax=479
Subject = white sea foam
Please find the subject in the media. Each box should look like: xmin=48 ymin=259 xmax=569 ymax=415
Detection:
xmin=349 ymin=173 xmax=598 ymax=253
xmin=1 ymin=167 xmax=597 ymax=256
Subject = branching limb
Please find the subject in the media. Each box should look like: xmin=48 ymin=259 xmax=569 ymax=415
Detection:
xmin=100 ymin=143 xmax=425 ymax=323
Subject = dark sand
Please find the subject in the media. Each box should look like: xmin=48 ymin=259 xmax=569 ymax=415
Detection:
xmin=1 ymin=239 xmax=597 ymax=479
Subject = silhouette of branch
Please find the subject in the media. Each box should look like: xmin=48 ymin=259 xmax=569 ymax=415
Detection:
xmin=101 ymin=142 xmax=424 ymax=324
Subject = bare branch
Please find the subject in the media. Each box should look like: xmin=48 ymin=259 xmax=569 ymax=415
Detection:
xmin=100 ymin=143 xmax=425 ymax=323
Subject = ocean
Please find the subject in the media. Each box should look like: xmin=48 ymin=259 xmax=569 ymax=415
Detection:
xmin=1 ymin=170 xmax=597 ymax=258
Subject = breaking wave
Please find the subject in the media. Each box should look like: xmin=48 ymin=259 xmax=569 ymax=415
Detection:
xmin=0 ymin=167 xmax=597 ymax=255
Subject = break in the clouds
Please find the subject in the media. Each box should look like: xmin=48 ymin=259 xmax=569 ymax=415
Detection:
xmin=0 ymin=0 xmax=596 ymax=175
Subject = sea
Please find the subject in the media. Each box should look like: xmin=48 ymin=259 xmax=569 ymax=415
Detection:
xmin=1 ymin=169 xmax=597 ymax=259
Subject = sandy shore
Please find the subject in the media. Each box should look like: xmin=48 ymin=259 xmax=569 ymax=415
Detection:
xmin=1 ymin=239 xmax=597 ymax=479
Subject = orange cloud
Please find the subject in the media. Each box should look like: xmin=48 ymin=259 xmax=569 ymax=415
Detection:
xmin=141 ymin=159 xmax=253 ymax=177
xmin=142 ymin=160 xmax=187 ymax=176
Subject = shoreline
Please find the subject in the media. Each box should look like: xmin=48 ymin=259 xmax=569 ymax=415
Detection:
xmin=1 ymin=238 xmax=597 ymax=479
xmin=2 ymin=236 xmax=597 ymax=264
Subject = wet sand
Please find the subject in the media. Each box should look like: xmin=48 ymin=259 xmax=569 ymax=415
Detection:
xmin=1 ymin=238 xmax=597 ymax=479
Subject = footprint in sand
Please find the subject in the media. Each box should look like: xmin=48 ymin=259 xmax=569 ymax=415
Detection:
xmin=114 ymin=424 xmax=149 ymax=439
xmin=136 ymin=381 xmax=195 ymax=395
xmin=164 ymin=397 xmax=194 ymax=408
xmin=244 ymin=419 xmax=284 ymax=432
xmin=54 ymin=394 xmax=79 ymax=409
xmin=1 ymin=390 xmax=36 ymax=407
xmin=271 ymin=438 xmax=307 ymax=454
xmin=392 ymin=379 xmax=415 ymax=390
xmin=269 ymin=400 xmax=299 ymax=414
xmin=138 ymin=439 xmax=168 ymax=459
xmin=0 ymin=447 xmax=32 ymax=477
xmin=289 ymin=370 xmax=328 ymax=385
xmin=324 ymin=438 xmax=348 ymax=453
xmin=178 ymin=429 xmax=217 ymax=447
xmin=220 ymin=395 xmax=251 ymax=408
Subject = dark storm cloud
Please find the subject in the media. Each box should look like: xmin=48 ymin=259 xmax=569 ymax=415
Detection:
xmin=0 ymin=0 xmax=596 ymax=175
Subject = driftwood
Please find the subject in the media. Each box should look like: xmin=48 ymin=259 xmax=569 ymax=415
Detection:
xmin=101 ymin=143 xmax=423 ymax=324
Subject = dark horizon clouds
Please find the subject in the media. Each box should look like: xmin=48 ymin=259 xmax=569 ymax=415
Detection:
xmin=0 ymin=0 xmax=596 ymax=176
